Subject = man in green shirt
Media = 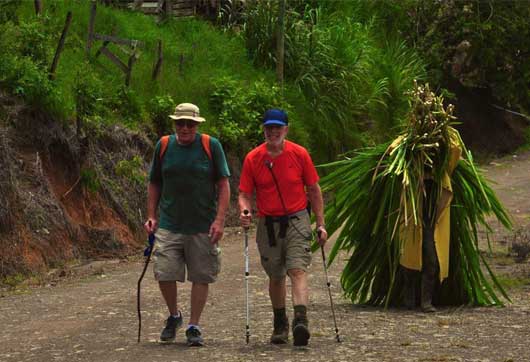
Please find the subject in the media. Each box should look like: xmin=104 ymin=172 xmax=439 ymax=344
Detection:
xmin=144 ymin=103 xmax=231 ymax=347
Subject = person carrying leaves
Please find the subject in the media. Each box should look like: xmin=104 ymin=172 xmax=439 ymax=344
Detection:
xmin=318 ymin=82 xmax=511 ymax=309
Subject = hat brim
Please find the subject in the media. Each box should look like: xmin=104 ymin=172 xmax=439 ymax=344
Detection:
xmin=169 ymin=115 xmax=206 ymax=123
xmin=263 ymin=120 xmax=287 ymax=126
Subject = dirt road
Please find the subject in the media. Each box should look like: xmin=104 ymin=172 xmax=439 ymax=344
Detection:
xmin=1 ymin=152 xmax=529 ymax=362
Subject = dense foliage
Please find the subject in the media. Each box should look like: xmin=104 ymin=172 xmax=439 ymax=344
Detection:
xmin=0 ymin=0 xmax=528 ymax=164
xmin=241 ymin=0 xmax=426 ymax=161
xmin=347 ymin=0 xmax=530 ymax=114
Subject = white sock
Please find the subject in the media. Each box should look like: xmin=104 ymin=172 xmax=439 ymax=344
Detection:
xmin=171 ymin=311 xmax=181 ymax=319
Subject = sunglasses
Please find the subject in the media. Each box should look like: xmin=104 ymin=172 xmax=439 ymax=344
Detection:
xmin=175 ymin=119 xmax=199 ymax=128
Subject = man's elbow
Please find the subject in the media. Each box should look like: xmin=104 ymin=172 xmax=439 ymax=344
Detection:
xmin=306 ymin=182 xmax=321 ymax=195
xmin=238 ymin=191 xmax=251 ymax=202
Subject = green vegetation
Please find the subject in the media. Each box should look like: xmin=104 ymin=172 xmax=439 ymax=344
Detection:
xmin=497 ymin=276 xmax=530 ymax=290
xmin=0 ymin=0 xmax=528 ymax=162
xmin=115 ymin=156 xmax=146 ymax=185
xmin=241 ymin=1 xmax=426 ymax=161
xmin=80 ymin=167 xmax=101 ymax=193
xmin=346 ymin=0 xmax=530 ymax=114
xmin=0 ymin=0 xmax=428 ymax=164
xmin=1 ymin=0 xmax=282 ymax=145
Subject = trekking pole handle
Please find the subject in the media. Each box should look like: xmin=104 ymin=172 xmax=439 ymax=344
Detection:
xmin=243 ymin=209 xmax=250 ymax=231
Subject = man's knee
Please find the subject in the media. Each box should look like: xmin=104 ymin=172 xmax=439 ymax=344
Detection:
xmin=270 ymin=277 xmax=285 ymax=287
xmin=287 ymin=268 xmax=306 ymax=280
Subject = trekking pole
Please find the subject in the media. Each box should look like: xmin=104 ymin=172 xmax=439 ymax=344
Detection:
xmin=137 ymin=230 xmax=155 ymax=343
xmin=243 ymin=209 xmax=250 ymax=344
xmin=319 ymin=230 xmax=341 ymax=343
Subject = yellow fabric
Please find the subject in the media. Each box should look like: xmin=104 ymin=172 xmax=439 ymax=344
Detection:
xmin=398 ymin=127 xmax=462 ymax=281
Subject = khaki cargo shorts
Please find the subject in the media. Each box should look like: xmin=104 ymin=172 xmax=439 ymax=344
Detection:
xmin=256 ymin=211 xmax=313 ymax=279
xmin=152 ymin=228 xmax=221 ymax=283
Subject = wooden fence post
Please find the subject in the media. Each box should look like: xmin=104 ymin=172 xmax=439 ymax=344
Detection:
xmin=152 ymin=40 xmax=163 ymax=80
xmin=276 ymin=0 xmax=285 ymax=89
xmin=86 ymin=1 xmax=97 ymax=57
xmin=49 ymin=11 xmax=73 ymax=80
xmin=164 ymin=0 xmax=173 ymax=16
xmin=34 ymin=0 xmax=42 ymax=16
xmin=133 ymin=0 xmax=144 ymax=10
xmin=125 ymin=52 xmax=137 ymax=86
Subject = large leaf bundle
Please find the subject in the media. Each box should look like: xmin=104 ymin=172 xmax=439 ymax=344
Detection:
xmin=319 ymin=83 xmax=512 ymax=307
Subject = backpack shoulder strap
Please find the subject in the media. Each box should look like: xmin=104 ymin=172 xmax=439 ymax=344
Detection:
xmin=200 ymin=133 xmax=212 ymax=161
xmin=159 ymin=135 xmax=170 ymax=161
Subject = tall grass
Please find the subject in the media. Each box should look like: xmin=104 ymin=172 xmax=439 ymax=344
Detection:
xmin=240 ymin=0 xmax=426 ymax=162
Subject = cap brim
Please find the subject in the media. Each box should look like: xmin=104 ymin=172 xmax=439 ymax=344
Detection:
xmin=169 ymin=115 xmax=206 ymax=123
xmin=263 ymin=120 xmax=287 ymax=126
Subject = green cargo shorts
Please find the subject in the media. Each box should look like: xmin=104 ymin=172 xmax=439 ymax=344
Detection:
xmin=256 ymin=211 xmax=313 ymax=279
xmin=152 ymin=228 xmax=221 ymax=283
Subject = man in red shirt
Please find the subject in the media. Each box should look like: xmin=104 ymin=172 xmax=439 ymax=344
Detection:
xmin=238 ymin=109 xmax=328 ymax=346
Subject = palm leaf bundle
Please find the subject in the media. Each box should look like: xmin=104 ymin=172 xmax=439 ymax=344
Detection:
xmin=319 ymin=82 xmax=512 ymax=307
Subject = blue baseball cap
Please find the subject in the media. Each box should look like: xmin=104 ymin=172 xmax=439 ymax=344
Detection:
xmin=263 ymin=109 xmax=288 ymax=126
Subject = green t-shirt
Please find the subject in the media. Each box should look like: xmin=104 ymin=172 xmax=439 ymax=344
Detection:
xmin=149 ymin=133 xmax=230 ymax=234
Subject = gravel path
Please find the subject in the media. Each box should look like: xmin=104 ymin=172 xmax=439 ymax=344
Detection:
xmin=1 ymin=152 xmax=529 ymax=362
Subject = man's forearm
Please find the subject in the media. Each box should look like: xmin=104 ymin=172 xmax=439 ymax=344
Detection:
xmin=238 ymin=192 xmax=253 ymax=213
xmin=215 ymin=178 xmax=230 ymax=222
xmin=147 ymin=182 xmax=161 ymax=219
xmin=307 ymin=183 xmax=325 ymax=226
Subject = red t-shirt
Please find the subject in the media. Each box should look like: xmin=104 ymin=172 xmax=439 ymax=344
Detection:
xmin=239 ymin=140 xmax=319 ymax=216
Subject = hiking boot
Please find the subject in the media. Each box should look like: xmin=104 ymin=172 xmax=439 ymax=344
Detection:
xmin=292 ymin=318 xmax=310 ymax=346
xmin=186 ymin=326 xmax=204 ymax=347
xmin=160 ymin=314 xmax=183 ymax=342
xmin=292 ymin=305 xmax=310 ymax=346
xmin=270 ymin=318 xmax=289 ymax=344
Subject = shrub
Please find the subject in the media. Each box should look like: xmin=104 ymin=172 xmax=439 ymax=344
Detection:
xmin=0 ymin=0 xmax=21 ymax=24
xmin=18 ymin=18 xmax=52 ymax=68
xmin=209 ymin=76 xmax=288 ymax=153
xmin=115 ymin=156 xmax=146 ymax=185
xmin=148 ymin=95 xmax=175 ymax=138
xmin=0 ymin=21 xmax=68 ymax=120
xmin=80 ymin=167 xmax=101 ymax=193
xmin=111 ymin=87 xmax=147 ymax=127
xmin=74 ymin=65 xmax=107 ymax=120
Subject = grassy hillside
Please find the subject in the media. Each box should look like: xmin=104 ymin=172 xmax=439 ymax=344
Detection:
xmin=1 ymin=0 xmax=311 ymax=155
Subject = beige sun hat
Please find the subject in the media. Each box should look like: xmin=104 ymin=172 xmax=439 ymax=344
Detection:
xmin=169 ymin=103 xmax=206 ymax=123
